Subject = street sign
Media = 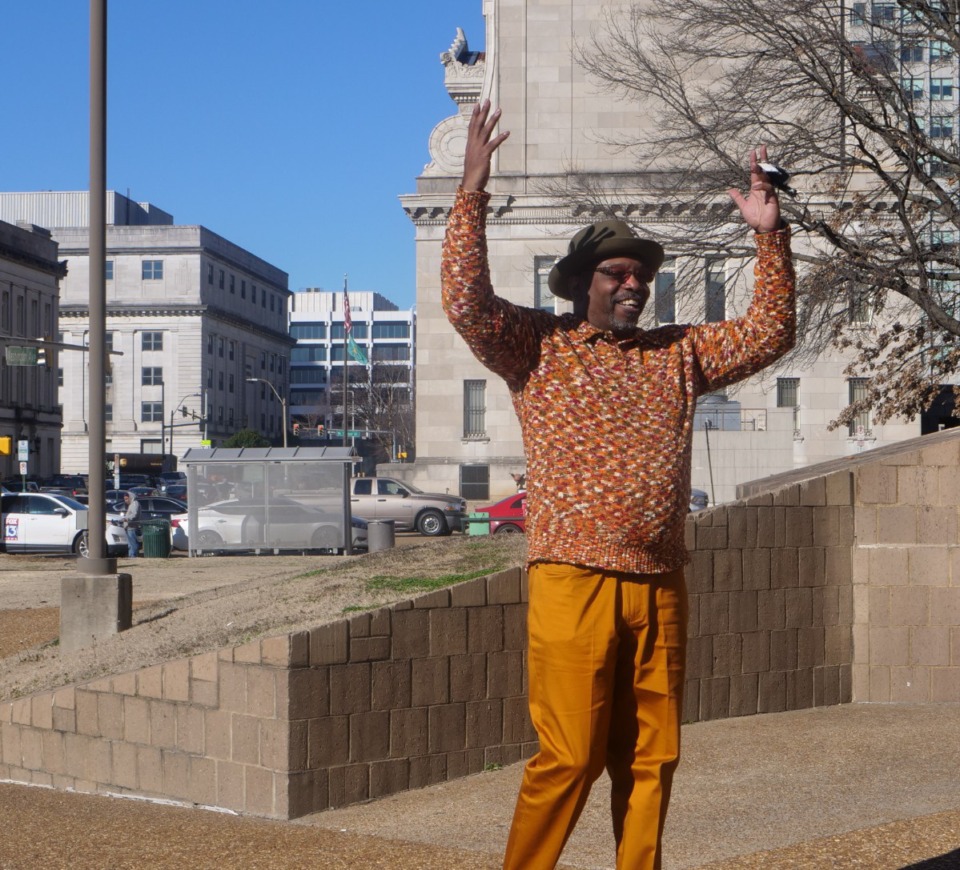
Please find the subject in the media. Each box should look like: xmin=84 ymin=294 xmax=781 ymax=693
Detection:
xmin=5 ymin=346 xmax=38 ymax=366
xmin=17 ymin=440 xmax=29 ymax=462
xmin=326 ymin=429 xmax=363 ymax=438
xmin=19 ymin=461 xmax=27 ymax=475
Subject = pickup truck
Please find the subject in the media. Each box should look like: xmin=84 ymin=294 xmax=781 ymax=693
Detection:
xmin=350 ymin=477 xmax=467 ymax=536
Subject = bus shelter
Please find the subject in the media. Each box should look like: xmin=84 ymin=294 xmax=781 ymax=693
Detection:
xmin=178 ymin=446 xmax=357 ymax=557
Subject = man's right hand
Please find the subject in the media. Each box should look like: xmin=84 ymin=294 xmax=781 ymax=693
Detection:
xmin=462 ymin=99 xmax=510 ymax=192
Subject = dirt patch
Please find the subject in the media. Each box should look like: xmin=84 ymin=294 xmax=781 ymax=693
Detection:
xmin=0 ymin=534 xmax=527 ymax=702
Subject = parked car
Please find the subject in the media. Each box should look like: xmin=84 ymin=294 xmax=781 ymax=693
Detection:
xmin=689 ymin=488 xmax=710 ymax=512
xmin=2 ymin=479 xmax=41 ymax=493
xmin=1 ymin=492 xmax=126 ymax=556
xmin=156 ymin=471 xmax=187 ymax=493
xmin=349 ymin=477 xmax=468 ymax=536
xmin=475 ymin=492 xmax=527 ymax=534
xmin=107 ymin=496 xmax=188 ymax=521
xmin=41 ymin=474 xmax=88 ymax=496
xmin=171 ymin=496 xmax=367 ymax=554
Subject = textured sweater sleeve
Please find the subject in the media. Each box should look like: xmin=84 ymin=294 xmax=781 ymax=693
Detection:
xmin=690 ymin=227 xmax=796 ymax=391
xmin=441 ymin=187 xmax=546 ymax=386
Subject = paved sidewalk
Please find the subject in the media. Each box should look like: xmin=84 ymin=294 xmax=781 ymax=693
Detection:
xmin=2 ymin=703 xmax=958 ymax=868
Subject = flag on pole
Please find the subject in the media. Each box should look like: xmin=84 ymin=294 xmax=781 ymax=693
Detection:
xmin=348 ymin=335 xmax=368 ymax=365
xmin=343 ymin=277 xmax=352 ymax=335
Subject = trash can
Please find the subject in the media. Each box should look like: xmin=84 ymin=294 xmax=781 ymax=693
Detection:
xmin=367 ymin=519 xmax=395 ymax=553
xmin=467 ymin=512 xmax=490 ymax=536
xmin=141 ymin=519 xmax=172 ymax=558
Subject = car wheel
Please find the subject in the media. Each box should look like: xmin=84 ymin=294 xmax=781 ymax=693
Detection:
xmin=197 ymin=530 xmax=224 ymax=552
xmin=494 ymin=523 xmax=523 ymax=534
xmin=311 ymin=526 xmax=340 ymax=552
xmin=74 ymin=531 xmax=90 ymax=557
xmin=417 ymin=509 xmax=449 ymax=537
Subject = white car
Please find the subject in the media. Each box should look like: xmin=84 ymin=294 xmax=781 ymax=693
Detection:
xmin=1 ymin=492 xmax=127 ymax=557
xmin=171 ymin=496 xmax=368 ymax=554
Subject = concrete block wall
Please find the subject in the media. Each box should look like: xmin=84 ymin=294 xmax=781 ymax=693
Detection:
xmin=850 ymin=436 xmax=960 ymax=703
xmin=0 ymin=567 xmax=536 ymax=819
xmin=683 ymin=470 xmax=856 ymax=722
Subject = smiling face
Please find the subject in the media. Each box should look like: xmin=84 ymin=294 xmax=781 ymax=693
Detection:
xmin=579 ymin=256 xmax=655 ymax=337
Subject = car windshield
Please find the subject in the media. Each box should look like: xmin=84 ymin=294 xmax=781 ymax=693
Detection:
xmin=47 ymin=494 xmax=86 ymax=511
xmin=402 ymin=481 xmax=424 ymax=494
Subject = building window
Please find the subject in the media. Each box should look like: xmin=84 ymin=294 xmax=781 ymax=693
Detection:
xmin=848 ymin=378 xmax=871 ymax=436
xmin=291 ymin=346 xmax=328 ymax=363
xmin=105 ymin=403 xmax=113 ymax=422
xmin=332 ymin=322 xmax=368 ymax=339
xmin=930 ymin=115 xmax=954 ymax=138
xmin=705 ymin=260 xmax=726 ymax=322
xmin=269 ymin=294 xmax=275 ymax=312
xmin=142 ymin=260 xmax=163 ymax=280
xmin=218 ymin=337 xmax=224 ymax=358
xmin=105 ymin=331 xmax=115 ymax=353
xmin=218 ymin=371 xmax=224 ymax=391
xmin=208 ymin=264 xmax=214 ymax=285
xmin=207 ymin=335 xmax=213 ymax=355
xmin=241 ymin=280 xmax=246 ymax=299
xmin=229 ymin=373 xmax=235 ymax=393
xmin=371 ymin=322 xmax=410 ymax=339
xmin=849 ymin=1 xmax=866 ymax=23
xmin=900 ymin=42 xmax=924 ymax=62
xmin=463 ymin=379 xmax=486 ymax=438
xmin=229 ymin=408 xmax=235 ymax=426
xmin=871 ymin=3 xmax=896 ymax=24
xmin=372 ymin=345 xmax=411 ymax=362
xmin=291 ymin=368 xmax=328 ymax=384
xmin=141 ymin=401 xmax=163 ymax=422
xmin=142 ymin=366 xmax=163 ymax=386
xmin=848 ymin=285 xmax=871 ymax=323
xmin=219 ymin=269 xmax=225 ymax=289
xmin=901 ymin=77 xmax=924 ymax=102
xmin=142 ymin=331 xmax=163 ymax=351
xmin=251 ymin=285 xmax=257 ymax=304
xmin=930 ymin=40 xmax=954 ymax=61
xmin=57 ymin=367 xmax=63 ymax=387
xmin=931 ymin=78 xmax=954 ymax=100
xmin=228 ymin=340 xmax=235 ymax=361
xmin=534 ymin=256 xmax=557 ymax=312
xmin=291 ymin=324 xmax=327 ymax=339
xmin=105 ymin=260 xmax=114 ymax=280
xmin=777 ymin=377 xmax=800 ymax=436
xmin=262 ymin=291 xmax=267 ymax=309
xmin=229 ymin=275 xmax=235 ymax=294
xmin=460 ymin=464 xmax=490 ymax=500
xmin=655 ymin=258 xmax=676 ymax=324
xmin=260 ymin=351 xmax=266 ymax=370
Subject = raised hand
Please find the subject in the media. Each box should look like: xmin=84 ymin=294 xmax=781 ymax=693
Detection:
xmin=727 ymin=146 xmax=782 ymax=234
xmin=462 ymin=100 xmax=510 ymax=193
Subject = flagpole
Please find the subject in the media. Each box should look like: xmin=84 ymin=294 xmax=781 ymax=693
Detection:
xmin=342 ymin=275 xmax=349 ymax=448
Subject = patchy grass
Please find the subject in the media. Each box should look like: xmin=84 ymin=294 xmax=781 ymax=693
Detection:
xmin=365 ymin=567 xmax=498 ymax=595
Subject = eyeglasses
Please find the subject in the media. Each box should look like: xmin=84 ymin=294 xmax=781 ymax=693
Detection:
xmin=594 ymin=265 xmax=651 ymax=285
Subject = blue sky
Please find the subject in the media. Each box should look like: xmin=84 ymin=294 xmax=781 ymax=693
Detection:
xmin=0 ymin=2 xmax=486 ymax=309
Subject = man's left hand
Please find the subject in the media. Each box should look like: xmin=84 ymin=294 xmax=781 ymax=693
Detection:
xmin=727 ymin=146 xmax=781 ymax=234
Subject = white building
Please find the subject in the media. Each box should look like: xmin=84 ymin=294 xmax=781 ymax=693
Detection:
xmin=0 ymin=219 xmax=64 ymax=480
xmin=0 ymin=192 xmax=292 ymax=473
xmin=289 ymin=290 xmax=414 ymax=458
xmin=399 ymin=2 xmax=958 ymax=504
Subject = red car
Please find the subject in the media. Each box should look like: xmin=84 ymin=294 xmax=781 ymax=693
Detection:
xmin=476 ymin=492 xmax=526 ymax=534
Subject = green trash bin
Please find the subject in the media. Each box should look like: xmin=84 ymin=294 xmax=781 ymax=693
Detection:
xmin=141 ymin=518 xmax=172 ymax=558
xmin=467 ymin=512 xmax=490 ymax=536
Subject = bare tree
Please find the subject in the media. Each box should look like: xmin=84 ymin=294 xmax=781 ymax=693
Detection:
xmin=551 ymin=0 xmax=959 ymax=427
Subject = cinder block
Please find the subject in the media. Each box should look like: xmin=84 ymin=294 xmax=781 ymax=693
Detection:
xmin=757 ymin=589 xmax=787 ymax=632
xmin=773 ymin=486 xmax=800 ymax=507
xmin=187 ymin=755 xmax=217 ymax=806
xmin=908 ymin=546 xmax=949 ymax=587
xmin=698 ymin=677 xmax=730 ymax=721
xmin=938 ymin=467 xmax=960 ymax=506
xmin=800 ymin=477 xmax=827 ymax=506
xmin=203 ymin=709 xmax=232 ymax=761
xmin=244 ymin=764 xmax=276 ymax=817
xmin=685 ymin=635 xmax=712 ymax=680
xmin=851 ymin=663 xmax=870 ymax=701
xmin=110 ymin=740 xmax=138 ymax=790
xmin=824 ymin=471 xmax=853 ymax=506
xmin=370 ymin=661 xmax=412 ymax=711
xmin=796 ymin=626 xmax=821 ymax=668
xmin=786 ymin=668 xmax=814 ymax=710
xmin=798 ymin=548 xmax=825 ymax=588
xmin=176 ymin=705 xmax=205 ymax=756
xmin=190 ymin=678 xmax=219 ymax=708
xmin=711 ymin=634 xmax=742 ymax=677
xmin=698 ymin=592 xmax=730 ymax=636
xmin=868 ymin=547 xmax=908 ymax=586
xmin=450 ymin=578 xmax=487 ymax=607
xmin=283 ymin=769 xmax=328 ymax=818
xmin=75 ymin=690 xmax=100 ymax=737
xmin=467 ymin=607 xmax=504 ymax=654
xmin=111 ymin=672 xmax=137 ymax=696
xmin=40 ymin=729 xmax=66 ymax=776
xmin=409 ymin=754 xmax=447 ymax=789
xmin=812 ymin=506 xmax=840 ymax=548
xmin=465 ymin=699 xmax=503 ymax=749
xmin=770 ymin=548 xmax=799 ymax=589
xmin=369 ymin=758 xmax=409 ymax=799
xmin=430 ymin=608 xmax=468 ymax=657
xmin=261 ymin=632 xmax=310 ymax=668
xmin=348 ymin=612 xmax=371 ymax=639
xmin=889 ymin=666 xmax=929 ymax=702
xmin=350 ymin=636 xmax=391 ymax=663
xmin=784 ymin=587 xmax=813 ymax=629
xmin=487 ymin=568 xmax=522 ymax=604
xmin=921 ymin=438 xmax=960 ymax=467
xmin=429 ymin=703 xmax=466 ymax=753
xmin=161 ymin=750 xmax=190 ymax=800
xmin=740 ymin=631 xmax=770 ymax=674
xmin=696 ymin=525 xmax=728 ymax=550
xmin=757 ymin=671 xmax=787 ymax=713
xmin=713 ymin=549 xmax=743 ymax=592
xmin=825 ymin=547 xmax=852 ymax=587
xmin=29 ymin=697 xmax=52 ymax=731
xmin=856 ymin=465 xmax=898 ymax=505
xmin=742 ymin=549 xmax=771 ymax=591
xmin=327 ymin=763 xmax=369 ymax=808
xmin=162 ymin=659 xmax=190 ymax=702
xmin=122 ymin=696 xmax=150 ymax=745
xmin=869 ymin=626 xmax=910 ymax=666
xmin=234 ymin=640 xmax=262 ymax=665
xmin=390 ymin=610 xmax=430 ymax=660
xmin=329 ymin=663 xmax=371 ymax=716
xmin=231 ymin=714 xmax=261 ymax=765
xmin=889 ymin=586 xmax=930 ymax=627
xmin=769 ymin=629 xmax=798 ymax=671
xmin=246 ymin=667 xmax=277 ymax=719
xmin=369 ymin=609 xmax=391 ymax=637
xmin=503 ymin=604 xmax=527 ymax=650
xmin=89 ymin=737 xmax=112 ymax=783
xmin=310 ymin=622 xmax=349 ymax=666
xmin=449 ymin=654 xmax=487 ymax=703
xmin=283 ymin=667 xmax=330 ymax=720
xmin=260 ymin=718 xmax=292 ymax=770
xmin=308 ymin=715 xmax=350 ymax=768
xmin=784 ymin=507 xmax=814 ymax=548
xmin=929 ymin=587 xmax=960 ymax=626
xmin=191 ymin=651 xmax=219 ymax=683
xmin=687 ymin=549 xmax=714 ymax=595
xmin=390 ymin=707 xmax=428 ymax=758
xmin=135 ymin=745 xmax=163 ymax=794
xmin=19 ymin=729 xmax=42 ymax=770
xmin=909 ymin=626 xmax=950 ymax=667
xmin=854 ymin=507 xmax=878 ymax=545
xmin=96 ymin=693 xmax=124 ymax=741
xmin=877 ymin=506 xmax=917 ymax=544
xmin=411 ymin=657 xmax=449 ymax=706
xmin=726 ymin=674 xmax=758 ymax=717
xmin=502 ymin=696 xmax=536 ymax=744
xmin=918 ymin=508 xmax=957 ymax=545
xmin=52 ymin=705 xmax=76 ymax=734
xmin=349 ymin=711 xmax=391 ymax=763
xmin=149 ymin=701 xmax=177 ymax=751
xmin=931 ymin=668 xmax=960 ymax=702
xmin=487 ymin=650 xmax=524 ymax=699
xmin=218 ymin=662 xmax=248 ymax=714
xmin=215 ymin=759 xmax=245 ymax=811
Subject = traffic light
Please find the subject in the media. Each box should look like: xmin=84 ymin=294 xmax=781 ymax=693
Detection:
xmin=317 ymin=424 xmax=324 ymax=436
xmin=292 ymin=422 xmax=301 ymax=436
xmin=0 ymin=436 xmax=11 ymax=456
xmin=36 ymin=346 xmax=47 ymax=368
xmin=182 ymin=406 xmax=189 ymax=417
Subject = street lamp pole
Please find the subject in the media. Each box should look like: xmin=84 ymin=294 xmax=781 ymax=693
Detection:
xmin=169 ymin=391 xmax=201 ymax=458
xmin=246 ymin=378 xmax=287 ymax=448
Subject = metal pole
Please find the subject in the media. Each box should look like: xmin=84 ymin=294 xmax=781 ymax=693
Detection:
xmin=342 ymin=275 xmax=348 ymax=447
xmin=83 ymin=0 xmax=113 ymax=571
xmin=281 ymin=396 xmax=288 ymax=448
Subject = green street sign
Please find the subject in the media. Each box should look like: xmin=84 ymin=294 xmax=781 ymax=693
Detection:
xmin=5 ymin=346 xmax=38 ymax=366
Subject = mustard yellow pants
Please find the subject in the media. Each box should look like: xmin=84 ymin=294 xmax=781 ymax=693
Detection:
xmin=503 ymin=563 xmax=687 ymax=870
